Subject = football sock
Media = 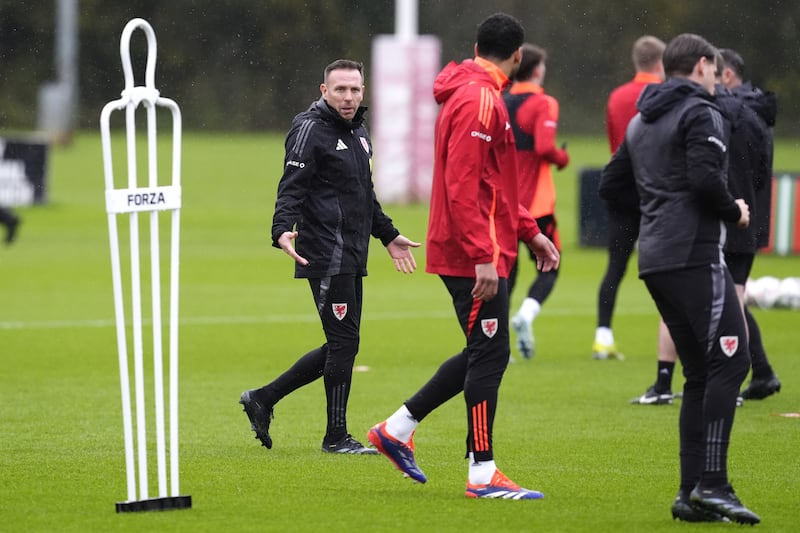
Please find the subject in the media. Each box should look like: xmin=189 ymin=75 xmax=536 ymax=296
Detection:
xmin=518 ymin=298 xmax=541 ymax=323
xmin=384 ymin=404 xmax=418 ymax=443
xmin=655 ymin=360 xmax=675 ymax=393
xmin=468 ymin=453 xmax=497 ymax=485
xmin=745 ymin=307 xmax=774 ymax=379
xmin=595 ymin=326 xmax=614 ymax=346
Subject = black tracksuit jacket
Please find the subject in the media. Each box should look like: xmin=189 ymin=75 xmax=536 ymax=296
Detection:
xmin=599 ymin=77 xmax=742 ymax=277
xmin=271 ymin=98 xmax=399 ymax=279
xmin=715 ymin=85 xmax=771 ymax=254
xmin=732 ymin=83 xmax=778 ymax=249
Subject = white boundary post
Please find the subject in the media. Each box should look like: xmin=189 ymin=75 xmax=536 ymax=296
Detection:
xmin=100 ymin=17 xmax=191 ymax=513
xmin=372 ymin=0 xmax=440 ymax=203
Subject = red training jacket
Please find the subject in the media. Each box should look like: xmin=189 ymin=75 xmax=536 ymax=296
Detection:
xmin=506 ymin=82 xmax=568 ymax=218
xmin=426 ymin=57 xmax=540 ymax=279
xmin=605 ymin=72 xmax=662 ymax=153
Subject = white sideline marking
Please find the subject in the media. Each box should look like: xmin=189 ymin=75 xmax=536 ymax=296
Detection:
xmin=0 ymin=310 xmax=451 ymax=330
xmin=0 ymin=307 xmax=656 ymax=331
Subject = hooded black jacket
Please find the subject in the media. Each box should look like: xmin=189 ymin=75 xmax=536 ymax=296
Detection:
xmin=715 ymin=85 xmax=771 ymax=254
xmin=271 ymin=98 xmax=399 ymax=278
xmin=600 ymin=77 xmax=742 ymax=277
xmin=732 ymin=83 xmax=778 ymax=249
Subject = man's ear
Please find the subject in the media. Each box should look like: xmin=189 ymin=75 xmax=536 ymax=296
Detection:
xmin=694 ymin=56 xmax=707 ymax=78
xmin=722 ymin=67 xmax=734 ymax=86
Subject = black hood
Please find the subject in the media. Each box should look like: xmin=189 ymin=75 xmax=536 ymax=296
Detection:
xmin=715 ymin=84 xmax=746 ymax=124
xmin=637 ymin=77 xmax=714 ymax=123
xmin=732 ymin=82 xmax=777 ymax=127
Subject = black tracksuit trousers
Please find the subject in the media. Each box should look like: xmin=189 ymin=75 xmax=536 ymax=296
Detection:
xmin=644 ymin=263 xmax=750 ymax=492
xmin=404 ymin=276 xmax=511 ymax=463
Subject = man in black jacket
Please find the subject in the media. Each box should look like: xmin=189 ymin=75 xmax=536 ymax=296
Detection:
xmin=240 ymin=59 xmax=420 ymax=454
xmin=719 ymin=48 xmax=782 ymax=401
xmin=600 ymin=34 xmax=759 ymax=524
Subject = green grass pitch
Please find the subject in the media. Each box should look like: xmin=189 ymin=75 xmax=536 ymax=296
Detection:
xmin=1 ymin=132 xmax=798 ymax=532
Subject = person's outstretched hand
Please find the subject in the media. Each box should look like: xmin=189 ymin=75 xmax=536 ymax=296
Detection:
xmin=386 ymin=234 xmax=421 ymax=273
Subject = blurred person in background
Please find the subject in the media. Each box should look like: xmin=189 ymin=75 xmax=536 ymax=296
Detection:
xmin=595 ymin=35 xmax=681 ymax=407
xmin=594 ymin=36 xmax=670 ymax=372
xmin=504 ymin=43 xmax=569 ymax=361
xmin=718 ymin=48 xmax=781 ymax=401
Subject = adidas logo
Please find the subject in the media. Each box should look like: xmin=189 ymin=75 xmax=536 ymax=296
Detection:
xmin=336 ymin=139 xmax=348 ymax=151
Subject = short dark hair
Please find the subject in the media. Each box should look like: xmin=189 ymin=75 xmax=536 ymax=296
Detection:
xmin=713 ymin=50 xmax=725 ymax=78
xmin=476 ymin=13 xmax=524 ymax=61
xmin=663 ymin=33 xmax=717 ymax=77
xmin=515 ymin=43 xmax=547 ymax=81
xmin=323 ymin=59 xmax=364 ymax=83
xmin=632 ymin=35 xmax=665 ymax=72
xmin=719 ymin=48 xmax=745 ymax=80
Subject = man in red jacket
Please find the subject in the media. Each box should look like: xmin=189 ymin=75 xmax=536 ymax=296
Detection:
xmin=606 ymin=36 xmax=665 ymax=153
xmin=369 ymin=12 xmax=559 ymax=499
xmin=597 ymin=36 xmax=681 ymax=406
xmin=593 ymin=36 xmax=674 ymax=387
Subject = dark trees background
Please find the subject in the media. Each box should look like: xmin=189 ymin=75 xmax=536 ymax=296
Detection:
xmin=1 ymin=0 xmax=799 ymax=135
